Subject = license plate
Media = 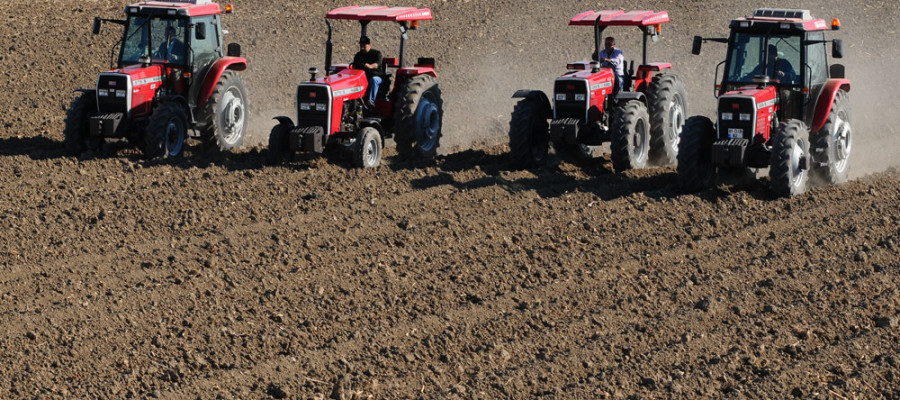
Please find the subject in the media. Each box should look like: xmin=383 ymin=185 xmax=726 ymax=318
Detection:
xmin=727 ymin=128 xmax=743 ymax=138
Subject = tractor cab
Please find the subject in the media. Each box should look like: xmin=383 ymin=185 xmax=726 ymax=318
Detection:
xmin=94 ymin=0 xmax=243 ymax=116
xmin=65 ymin=0 xmax=250 ymax=159
xmin=269 ymin=6 xmax=444 ymax=169
xmin=508 ymin=10 xmax=687 ymax=172
xmin=680 ymin=8 xmax=852 ymax=197
xmin=694 ymin=8 xmax=846 ymax=130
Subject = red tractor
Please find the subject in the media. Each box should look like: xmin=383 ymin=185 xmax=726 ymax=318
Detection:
xmin=65 ymin=0 xmax=249 ymax=159
xmin=268 ymin=6 xmax=442 ymax=168
xmin=680 ymin=8 xmax=851 ymax=197
xmin=508 ymin=10 xmax=687 ymax=171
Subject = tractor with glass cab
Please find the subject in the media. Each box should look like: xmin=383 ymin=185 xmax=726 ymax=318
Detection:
xmin=64 ymin=0 xmax=249 ymax=159
xmin=680 ymin=8 xmax=851 ymax=197
xmin=267 ymin=6 xmax=442 ymax=168
xmin=508 ymin=10 xmax=687 ymax=172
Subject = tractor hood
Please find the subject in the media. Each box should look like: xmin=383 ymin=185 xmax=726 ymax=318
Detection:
xmin=97 ymin=64 xmax=166 ymax=118
xmin=312 ymin=67 xmax=367 ymax=100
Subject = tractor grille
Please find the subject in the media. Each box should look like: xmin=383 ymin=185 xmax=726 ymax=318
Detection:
xmin=96 ymin=74 xmax=130 ymax=115
xmin=553 ymin=79 xmax=589 ymax=121
xmin=296 ymin=84 xmax=331 ymax=132
xmin=717 ymin=96 xmax=755 ymax=141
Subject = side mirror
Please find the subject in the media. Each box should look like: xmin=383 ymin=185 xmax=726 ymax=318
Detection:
xmin=195 ymin=22 xmax=207 ymax=40
xmin=227 ymin=43 xmax=241 ymax=57
xmin=692 ymin=36 xmax=703 ymax=55
xmin=93 ymin=17 xmax=102 ymax=35
xmin=832 ymin=39 xmax=844 ymax=59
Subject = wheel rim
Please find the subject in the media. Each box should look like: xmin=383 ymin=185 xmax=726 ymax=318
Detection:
xmin=363 ymin=135 xmax=380 ymax=166
xmin=219 ymin=87 xmax=245 ymax=145
xmin=789 ymin=138 xmax=807 ymax=187
xmin=833 ymin=115 xmax=852 ymax=172
xmin=632 ymin=118 xmax=649 ymax=164
xmin=415 ymin=92 xmax=441 ymax=153
xmin=669 ymin=95 xmax=685 ymax=152
xmin=165 ymin=117 xmax=185 ymax=157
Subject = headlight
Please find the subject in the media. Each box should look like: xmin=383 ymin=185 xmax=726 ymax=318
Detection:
xmin=574 ymin=94 xmax=586 ymax=101
xmin=555 ymin=93 xmax=567 ymax=101
xmin=300 ymin=102 xmax=311 ymax=111
xmin=721 ymin=112 xmax=733 ymax=121
xmin=739 ymin=113 xmax=752 ymax=121
xmin=115 ymin=90 xmax=127 ymax=98
xmin=315 ymin=103 xmax=327 ymax=112
xmin=98 ymin=89 xmax=109 ymax=97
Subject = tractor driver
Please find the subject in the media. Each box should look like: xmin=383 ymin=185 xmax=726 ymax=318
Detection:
xmin=593 ymin=36 xmax=625 ymax=93
xmin=353 ymin=36 xmax=384 ymax=107
xmin=749 ymin=44 xmax=798 ymax=85
xmin=155 ymin=26 xmax=185 ymax=63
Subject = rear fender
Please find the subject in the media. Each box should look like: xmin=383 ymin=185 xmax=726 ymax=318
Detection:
xmin=811 ymin=79 xmax=851 ymax=133
xmin=197 ymin=57 xmax=248 ymax=108
xmin=634 ymin=63 xmax=672 ymax=93
xmin=396 ymin=67 xmax=437 ymax=78
xmin=512 ymin=90 xmax=552 ymax=117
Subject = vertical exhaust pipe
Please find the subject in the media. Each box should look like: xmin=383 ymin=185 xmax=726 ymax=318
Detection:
xmin=325 ymin=20 xmax=333 ymax=74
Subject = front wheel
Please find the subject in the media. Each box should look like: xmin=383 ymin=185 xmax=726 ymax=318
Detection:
xmin=144 ymin=102 xmax=188 ymax=159
xmin=508 ymin=97 xmax=549 ymax=170
xmin=201 ymin=70 xmax=249 ymax=151
xmin=353 ymin=127 xmax=383 ymax=168
xmin=267 ymin=123 xmax=293 ymax=164
xmin=769 ymin=120 xmax=811 ymax=197
xmin=811 ymin=90 xmax=851 ymax=185
xmin=394 ymin=75 xmax=442 ymax=158
xmin=610 ymin=100 xmax=650 ymax=171
xmin=63 ymin=93 xmax=102 ymax=156
xmin=676 ymin=116 xmax=717 ymax=193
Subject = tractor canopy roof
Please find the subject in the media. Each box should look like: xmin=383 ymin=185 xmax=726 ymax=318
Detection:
xmin=569 ymin=10 xmax=669 ymax=27
xmin=731 ymin=8 xmax=831 ymax=32
xmin=126 ymin=0 xmax=224 ymax=17
xmin=326 ymin=6 xmax=433 ymax=22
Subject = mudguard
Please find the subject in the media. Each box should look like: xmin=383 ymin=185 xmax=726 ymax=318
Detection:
xmin=811 ymin=79 xmax=851 ymax=133
xmin=614 ymin=91 xmax=646 ymax=105
xmin=197 ymin=57 xmax=249 ymax=108
xmin=273 ymin=116 xmax=294 ymax=127
xmin=511 ymin=89 xmax=552 ymax=117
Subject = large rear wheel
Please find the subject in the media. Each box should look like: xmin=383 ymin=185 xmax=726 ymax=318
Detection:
xmin=508 ymin=97 xmax=549 ymax=170
xmin=201 ymin=70 xmax=249 ymax=151
xmin=676 ymin=116 xmax=716 ymax=193
xmin=647 ymin=73 xmax=687 ymax=166
xmin=610 ymin=100 xmax=650 ymax=171
xmin=769 ymin=119 xmax=811 ymax=197
xmin=63 ymin=93 xmax=102 ymax=156
xmin=394 ymin=75 xmax=442 ymax=158
xmin=144 ymin=103 xmax=188 ymax=159
xmin=811 ymin=90 xmax=851 ymax=185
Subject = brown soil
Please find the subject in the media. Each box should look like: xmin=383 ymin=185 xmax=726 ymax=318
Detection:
xmin=1 ymin=1 xmax=899 ymax=399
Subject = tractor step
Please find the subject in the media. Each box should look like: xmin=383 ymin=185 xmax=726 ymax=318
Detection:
xmin=89 ymin=113 xmax=124 ymax=138
xmin=289 ymin=126 xmax=325 ymax=153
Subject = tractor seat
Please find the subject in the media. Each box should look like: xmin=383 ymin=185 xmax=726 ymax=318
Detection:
xmin=376 ymin=57 xmax=397 ymax=101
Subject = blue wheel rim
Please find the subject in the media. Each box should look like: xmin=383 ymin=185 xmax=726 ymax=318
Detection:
xmin=415 ymin=91 xmax=441 ymax=153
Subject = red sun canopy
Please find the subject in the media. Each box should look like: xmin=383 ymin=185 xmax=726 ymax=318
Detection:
xmin=569 ymin=10 xmax=670 ymax=27
xmin=326 ymin=6 xmax=433 ymax=22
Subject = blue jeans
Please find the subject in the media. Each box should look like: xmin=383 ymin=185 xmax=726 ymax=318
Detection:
xmin=367 ymin=76 xmax=382 ymax=103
